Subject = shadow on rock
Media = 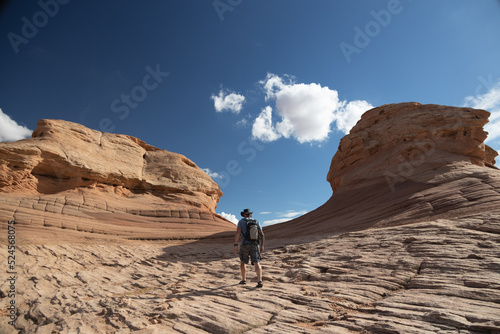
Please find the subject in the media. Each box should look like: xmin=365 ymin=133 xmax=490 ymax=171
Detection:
xmin=156 ymin=231 xmax=236 ymax=264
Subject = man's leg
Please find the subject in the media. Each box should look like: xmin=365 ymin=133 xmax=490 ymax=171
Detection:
xmin=240 ymin=261 xmax=247 ymax=281
xmin=254 ymin=262 xmax=262 ymax=282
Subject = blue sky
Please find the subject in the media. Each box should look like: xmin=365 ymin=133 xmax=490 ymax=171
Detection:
xmin=1 ymin=0 xmax=499 ymax=226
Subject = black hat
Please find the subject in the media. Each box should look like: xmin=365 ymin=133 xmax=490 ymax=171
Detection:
xmin=241 ymin=209 xmax=253 ymax=216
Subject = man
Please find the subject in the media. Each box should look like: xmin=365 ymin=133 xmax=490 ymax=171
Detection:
xmin=233 ymin=208 xmax=265 ymax=288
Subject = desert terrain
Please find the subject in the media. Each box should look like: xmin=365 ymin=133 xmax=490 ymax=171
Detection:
xmin=1 ymin=102 xmax=499 ymax=333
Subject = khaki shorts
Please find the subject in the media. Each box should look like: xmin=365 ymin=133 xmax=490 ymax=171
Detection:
xmin=239 ymin=244 xmax=261 ymax=265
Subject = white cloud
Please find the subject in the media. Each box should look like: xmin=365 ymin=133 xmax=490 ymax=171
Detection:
xmin=275 ymin=82 xmax=340 ymax=142
xmin=259 ymin=73 xmax=294 ymax=100
xmin=278 ymin=210 xmax=308 ymax=219
xmin=236 ymin=118 xmax=248 ymax=127
xmin=261 ymin=209 xmax=308 ymax=226
xmin=464 ymin=81 xmax=500 ymax=110
xmin=261 ymin=218 xmax=289 ymax=227
xmin=252 ymin=74 xmax=373 ymax=143
xmin=251 ymin=106 xmax=281 ymax=142
xmin=463 ymin=80 xmax=500 ymax=146
xmin=202 ymin=168 xmax=224 ymax=180
xmin=211 ymin=90 xmax=245 ymax=114
xmin=219 ymin=212 xmax=239 ymax=224
xmin=0 ymin=109 xmax=32 ymax=142
xmin=486 ymin=111 xmax=500 ymax=144
xmin=335 ymin=100 xmax=374 ymax=134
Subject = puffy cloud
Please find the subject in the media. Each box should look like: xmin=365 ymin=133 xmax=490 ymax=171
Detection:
xmin=259 ymin=73 xmax=293 ymax=100
xmin=251 ymin=106 xmax=280 ymax=142
xmin=202 ymin=168 xmax=224 ymax=180
xmin=252 ymin=74 xmax=373 ymax=143
xmin=463 ymin=79 xmax=500 ymax=146
xmin=274 ymin=82 xmax=340 ymax=143
xmin=0 ymin=109 xmax=32 ymax=142
xmin=464 ymin=79 xmax=500 ymax=110
xmin=335 ymin=100 xmax=374 ymax=134
xmin=211 ymin=90 xmax=245 ymax=114
xmin=219 ymin=212 xmax=238 ymax=224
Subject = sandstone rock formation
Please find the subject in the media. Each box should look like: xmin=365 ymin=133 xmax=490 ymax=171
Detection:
xmin=267 ymin=103 xmax=500 ymax=238
xmin=0 ymin=119 xmax=234 ymax=242
xmin=1 ymin=211 xmax=499 ymax=333
xmin=1 ymin=103 xmax=500 ymax=333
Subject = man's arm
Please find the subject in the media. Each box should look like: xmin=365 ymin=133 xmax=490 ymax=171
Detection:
xmin=233 ymin=227 xmax=241 ymax=254
xmin=259 ymin=229 xmax=265 ymax=252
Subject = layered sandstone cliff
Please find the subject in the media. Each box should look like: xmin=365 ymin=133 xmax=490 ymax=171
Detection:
xmin=0 ymin=119 xmax=233 ymax=242
xmin=267 ymin=102 xmax=500 ymax=237
xmin=1 ymin=106 xmax=500 ymax=334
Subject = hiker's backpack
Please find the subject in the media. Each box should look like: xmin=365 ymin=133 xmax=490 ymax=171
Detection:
xmin=244 ymin=219 xmax=259 ymax=243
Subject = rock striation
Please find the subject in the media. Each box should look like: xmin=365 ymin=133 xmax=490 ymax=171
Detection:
xmin=1 ymin=104 xmax=500 ymax=333
xmin=1 ymin=211 xmax=499 ymax=333
xmin=267 ymin=102 xmax=500 ymax=238
xmin=0 ymin=119 xmax=233 ymax=242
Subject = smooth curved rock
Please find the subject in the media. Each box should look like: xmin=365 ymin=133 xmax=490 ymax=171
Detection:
xmin=327 ymin=102 xmax=496 ymax=193
xmin=0 ymin=119 xmax=233 ymax=242
xmin=2 ymin=211 xmax=499 ymax=333
xmin=266 ymin=103 xmax=500 ymax=238
xmin=1 ymin=104 xmax=500 ymax=333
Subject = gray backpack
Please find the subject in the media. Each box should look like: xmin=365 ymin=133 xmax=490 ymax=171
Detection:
xmin=244 ymin=219 xmax=259 ymax=243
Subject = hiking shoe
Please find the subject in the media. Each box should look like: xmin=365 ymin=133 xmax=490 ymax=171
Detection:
xmin=239 ymin=280 xmax=247 ymax=285
xmin=256 ymin=281 xmax=263 ymax=288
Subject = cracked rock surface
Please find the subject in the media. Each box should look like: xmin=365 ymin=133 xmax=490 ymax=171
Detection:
xmin=1 ymin=104 xmax=500 ymax=333
xmin=1 ymin=211 xmax=499 ymax=333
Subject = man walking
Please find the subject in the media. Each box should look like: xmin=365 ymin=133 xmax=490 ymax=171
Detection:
xmin=233 ymin=208 xmax=265 ymax=288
